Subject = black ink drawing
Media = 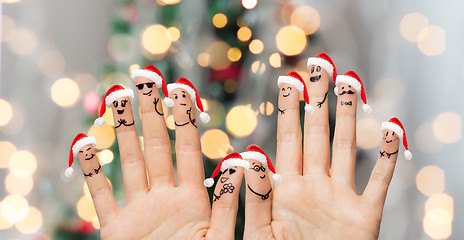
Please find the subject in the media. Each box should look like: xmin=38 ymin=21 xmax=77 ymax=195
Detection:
xmin=281 ymin=86 xmax=292 ymax=97
xmin=213 ymin=183 xmax=235 ymax=202
xmin=379 ymin=150 xmax=399 ymax=159
xmin=278 ymin=108 xmax=286 ymax=115
xmin=79 ymin=147 xmax=95 ymax=161
xmin=310 ymin=65 xmax=322 ymax=82
xmin=339 ymin=86 xmax=355 ymax=95
xmin=317 ymin=91 xmax=328 ymax=108
xmin=153 ymin=98 xmax=164 ymax=116
xmin=383 ymin=131 xmax=398 ymax=143
xmin=247 ymin=185 xmax=271 ymax=200
xmin=113 ymin=100 xmax=128 ymax=114
xmin=136 ymin=82 xmax=154 ymax=96
xmin=341 ymin=101 xmax=352 ymax=106
xmin=84 ymin=163 xmax=102 ymax=178
xmin=115 ymin=118 xmax=135 ymax=129
xmin=174 ymin=107 xmax=197 ymax=128
xmin=251 ymin=162 xmax=266 ymax=179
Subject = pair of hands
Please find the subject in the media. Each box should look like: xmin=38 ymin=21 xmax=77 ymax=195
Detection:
xmin=75 ymin=67 xmax=401 ymax=239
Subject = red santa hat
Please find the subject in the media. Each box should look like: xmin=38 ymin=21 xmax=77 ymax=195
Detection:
xmin=66 ymin=133 xmax=97 ymax=177
xmin=204 ymin=152 xmax=250 ymax=187
xmin=277 ymin=71 xmax=314 ymax=113
xmin=166 ymin=77 xmax=210 ymax=123
xmin=334 ymin=71 xmax=372 ymax=113
xmin=94 ymin=85 xmax=134 ymax=127
xmin=307 ymin=53 xmax=337 ymax=81
xmin=381 ymin=117 xmax=413 ymax=160
xmin=131 ymin=65 xmax=173 ymax=107
xmin=240 ymin=145 xmax=282 ymax=183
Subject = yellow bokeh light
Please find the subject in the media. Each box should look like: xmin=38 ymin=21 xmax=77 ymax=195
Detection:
xmin=101 ymin=107 xmax=115 ymax=127
xmin=84 ymin=182 xmax=92 ymax=200
xmin=39 ymin=50 xmax=66 ymax=77
xmin=259 ymin=101 xmax=274 ymax=115
xmin=200 ymin=98 xmax=209 ymax=111
xmin=167 ymin=27 xmax=181 ymax=42
xmin=276 ymin=26 xmax=307 ymax=56
xmin=141 ymin=24 xmax=171 ymax=55
xmin=3 ymin=0 xmax=21 ymax=3
xmin=224 ymin=80 xmax=237 ymax=94
xmin=415 ymin=122 xmax=443 ymax=154
xmin=417 ymin=25 xmax=446 ymax=56
xmin=165 ymin=115 xmax=175 ymax=130
xmin=15 ymin=207 xmax=42 ymax=234
xmin=88 ymin=124 xmax=116 ymax=149
xmin=157 ymin=0 xmax=181 ymax=5
xmin=0 ymin=204 xmax=13 ymax=229
xmin=251 ymin=60 xmax=266 ymax=74
xmin=425 ymin=193 xmax=454 ymax=224
xmin=92 ymin=216 xmax=100 ymax=229
xmin=98 ymin=149 xmax=114 ymax=165
xmin=1 ymin=195 xmax=29 ymax=223
xmin=207 ymin=41 xmax=231 ymax=70
xmin=290 ymin=6 xmax=320 ymax=35
xmin=0 ymin=99 xmax=13 ymax=126
xmin=227 ymin=47 xmax=242 ymax=62
xmin=51 ymin=78 xmax=80 ymax=108
xmin=226 ymin=105 xmax=257 ymax=137
xmin=237 ymin=27 xmax=252 ymax=42
xmin=242 ymin=0 xmax=257 ymax=9
xmin=212 ymin=13 xmax=228 ymax=28
xmin=0 ymin=141 xmax=16 ymax=168
xmin=423 ymin=216 xmax=452 ymax=240
xmin=5 ymin=174 xmax=33 ymax=196
xmin=2 ymin=15 xmax=16 ymax=42
xmin=7 ymin=28 xmax=38 ymax=55
xmin=107 ymin=34 xmax=135 ymax=62
xmin=416 ymin=165 xmax=445 ymax=196
xmin=399 ymin=12 xmax=428 ymax=42
xmin=129 ymin=64 xmax=140 ymax=77
xmin=269 ymin=53 xmax=282 ymax=68
xmin=433 ymin=112 xmax=461 ymax=144
xmin=201 ymin=129 xmax=231 ymax=159
xmin=249 ymin=39 xmax=264 ymax=54
xmin=76 ymin=196 xmax=97 ymax=222
xmin=197 ymin=52 xmax=210 ymax=67
xmin=356 ymin=118 xmax=382 ymax=150
xmin=9 ymin=151 xmax=37 ymax=178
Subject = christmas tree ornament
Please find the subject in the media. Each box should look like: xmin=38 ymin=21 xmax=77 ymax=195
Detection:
xmin=381 ymin=117 xmax=412 ymax=160
xmin=166 ymin=77 xmax=210 ymax=123
xmin=94 ymin=85 xmax=134 ymax=127
xmin=277 ymin=71 xmax=314 ymax=113
xmin=240 ymin=145 xmax=282 ymax=183
xmin=204 ymin=152 xmax=250 ymax=187
xmin=132 ymin=65 xmax=172 ymax=107
xmin=334 ymin=71 xmax=372 ymax=113
xmin=66 ymin=133 xmax=97 ymax=177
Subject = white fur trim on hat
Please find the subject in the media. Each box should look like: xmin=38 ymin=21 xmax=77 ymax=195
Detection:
xmin=307 ymin=57 xmax=334 ymax=77
xmin=240 ymin=151 xmax=268 ymax=168
xmin=65 ymin=167 xmax=74 ymax=177
xmin=131 ymin=69 xmax=163 ymax=88
xmin=200 ymin=112 xmax=210 ymax=123
xmin=167 ymin=83 xmax=196 ymax=102
xmin=381 ymin=122 xmax=404 ymax=138
xmin=72 ymin=136 xmax=96 ymax=156
xmin=272 ymin=173 xmax=282 ymax=183
xmin=204 ymin=178 xmax=214 ymax=187
xmin=277 ymin=76 xmax=304 ymax=94
xmin=404 ymin=150 xmax=412 ymax=160
xmin=335 ymin=75 xmax=362 ymax=93
xmin=105 ymin=89 xmax=134 ymax=107
xmin=220 ymin=158 xmax=250 ymax=172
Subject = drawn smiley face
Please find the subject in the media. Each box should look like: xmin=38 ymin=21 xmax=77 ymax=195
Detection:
xmin=113 ymin=98 xmax=129 ymax=115
xmin=383 ymin=130 xmax=399 ymax=145
xmin=309 ymin=65 xmax=322 ymax=82
xmin=250 ymin=160 xmax=266 ymax=179
xmin=171 ymin=88 xmax=190 ymax=107
xmin=78 ymin=144 xmax=96 ymax=161
xmin=338 ymin=83 xmax=356 ymax=96
xmin=135 ymin=81 xmax=155 ymax=96
xmin=220 ymin=166 xmax=237 ymax=183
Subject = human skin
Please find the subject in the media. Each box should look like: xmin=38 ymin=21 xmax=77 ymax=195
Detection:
xmin=77 ymin=144 xmax=100 ymax=178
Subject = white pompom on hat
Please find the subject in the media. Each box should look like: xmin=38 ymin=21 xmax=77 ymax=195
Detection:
xmin=277 ymin=71 xmax=314 ymax=114
xmin=94 ymin=85 xmax=134 ymax=127
xmin=381 ymin=117 xmax=413 ymax=160
xmin=240 ymin=145 xmax=282 ymax=183
xmin=131 ymin=65 xmax=173 ymax=107
xmin=334 ymin=71 xmax=372 ymax=113
xmin=67 ymin=133 xmax=96 ymax=177
xmin=204 ymin=152 xmax=250 ymax=187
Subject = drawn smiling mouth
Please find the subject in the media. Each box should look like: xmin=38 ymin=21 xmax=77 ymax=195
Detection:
xmin=386 ymin=140 xmax=392 ymax=143
xmin=180 ymin=103 xmax=187 ymax=106
xmin=283 ymin=93 xmax=290 ymax=97
xmin=85 ymin=154 xmax=95 ymax=160
xmin=143 ymin=90 xmax=152 ymax=96
xmin=260 ymin=175 xmax=265 ymax=179
xmin=117 ymin=110 xmax=124 ymax=114
xmin=310 ymin=75 xmax=321 ymax=82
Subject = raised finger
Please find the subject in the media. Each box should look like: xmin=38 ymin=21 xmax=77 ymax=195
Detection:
xmin=133 ymin=66 xmax=175 ymax=188
xmin=95 ymin=85 xmax=148 ymax=202
xmin=303 ymin=54 xmax=335 ymax=176
xmin=275 ymin=72 xmax=303 ymax=176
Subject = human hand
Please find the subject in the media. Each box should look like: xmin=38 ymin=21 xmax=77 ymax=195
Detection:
xmin=242 ymin=56 xmax=402 ymax=240
xmin=73 ymin=69 xmax=239 ymax=240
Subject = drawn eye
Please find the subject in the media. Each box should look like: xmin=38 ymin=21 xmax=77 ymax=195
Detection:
xmin=113 ymin=101 xmax=118 ymax=108
xmin=282 ymin=88 xmax=285 ymax=91
xmin=311 ymin=66 xmax=314 ymax=73
xmin=386 ymin=132 xmax=389 ymax=136
xmin=316 ymin=66 xmax=321 ymax=72
xmin=341 ymin=87 xmax=345 ymax=90
xmin=392 ymin=132 xmax=395 ymax=136
xmin=121 ymin=100 xmax=127 ymax=107
xmin=175 ymin=95 xmax=178 ymax=99
xmin=287 ymin=87 xmax=292 ymax=90
xmin=182 ymin=94 xmax=186 ymax=98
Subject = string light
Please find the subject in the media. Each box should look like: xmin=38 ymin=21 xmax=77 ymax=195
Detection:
xmin=212 ymin=13 xmax=228 ymax=28
xmin=50 ymin=78 xmax=80 ymax=108
xmin=276 ymin=26 xmax=307 ymax=56
xmin=237 ymin=27 xmax=252 ymax=42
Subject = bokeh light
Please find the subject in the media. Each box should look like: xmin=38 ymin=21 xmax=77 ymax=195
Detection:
xmin=237 ymin=26 xmax=252 ymax=42
xmin=7 ymin=28 xmax=38 ymax=55
xmin=88 ymin=124 xmax=116 ymax=149
xmin=76 ymin=196 xmax=97 ymax=222
xmin=433 ymin=112 xmax=461 ymax=144
xmin=373 ymin=79 xmax=405 ymax=110
xmin=0 ymin=204 xmax=13 ymax=230
xmin=415 ymin=122 xmax=443 ymax=154
xmin=1 ymin=108 xmax=24 ymax=136
xmin=101 ymin=106 xmax=115 ymax=127
xmin=423 ymin=216 xmax=452 ymax=240
xmin=157 ymin=0 xmax=181 ymax=5
xmin=75 ymin=73 xmax=98 ymax=94
xmin=425 ymin=193 xmax=454 ymax=224
xmin=92 ymin=216 xmax=100 ymax=229
xmin=206 ymin=41 xmax=231 ymax=70
xmin=357 ymin=118 xmax=382 ymax=150
xmin=0 ymin=99 xmax=13 ymax=126
xmin=197 ymin=52 xmax=210 ymax=67
xmin=1 ymin=195 xmax=29 ymax=223
xmin=1 ymin=15 xmax=16 ymax=42
xmin=251 ymin=60 xmax=266 ymax=74
xmin=417 ymin=25 xmax=446 ymax=56
xmin=15 ymin=207 xmax=43 ymax=234
xmin=399 ymin=12 xmax=428 ymax=42
xmin=141 ymin=24 xmax=171 ymax=55
xmin=416 ymin=165 xmax=445 ymax=196
xmin=165 ymin=115 xmax=175 ymax=130
xmin=276 ymin=25 xmax=307 ymax=56
xmin=249 ymin=39 xmax=264 ymax=54
xmin=226 ymin=105 xmax=257 ymax=137
xmin=83 ymin=92 xmax=102 ymax=115
xmin=242 ymin=0 xmax=257 ymax=9
xmin=5 ymin=174 xmax=33 ymax=196
xmin=83 ymin=182 xmax=92 ymax=200
xmin=0 ymin=141 xmax=16 ymax=168
xmin=9 ymin=151 xmax=37 ymax=178
xmin=107 ymin=34 xmax=135 ymax=62
xmin=227 ymin=47 xmax=242 ymax=62
xmin=167 ymin=27 xmax=181 ymax=42
xmin=201 ymin=129 xmax=231 ymax=159
xmin=98 ymin=149 xmax=114 ymax=165
xmin=259 ymin=101 xmax=274 ymax=115
xmin=50 ymin=78 xmax=80 ymax=108
xmin=38 ymin=51 xmax=66 ymax=77
xmin=224 ymin=80 xmax=237 ymax=94
xmin=2 ymin=0 xmax=21 ymax=3
xmin=212 ymin=13 xmax=228 ymax=28
xmin=290 ymin=6 xmax=320 ymax=35
xmin=269 ymin=53 xmax=282 ymax=68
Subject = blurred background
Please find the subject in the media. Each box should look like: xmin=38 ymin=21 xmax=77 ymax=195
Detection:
xmin=0 ymin=0 xmax=462 ymax=239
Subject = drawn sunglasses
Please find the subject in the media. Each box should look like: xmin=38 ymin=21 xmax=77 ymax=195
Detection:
xmin=136 ymin=82 xmax=155 ymax=90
